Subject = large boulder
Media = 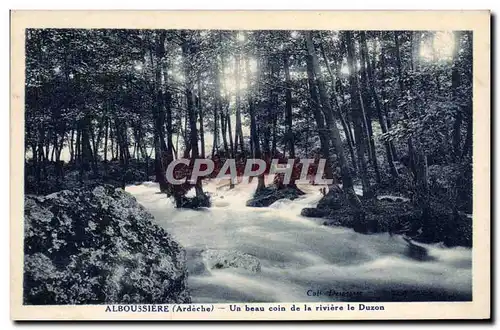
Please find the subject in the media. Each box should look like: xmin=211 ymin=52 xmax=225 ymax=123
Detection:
xmin=246 ymin=185 xmax=305 ymax=208
xmin=201 ymin=249 xmax=261 ymax=273
xmin=300 ymin=208 xmax=330 ymax=218
xmin=316 ymin=189 xmax=344 ymax=210
xmin=174 ymin=193 xmax=211 ymax=209
xmin=23 ymin=185 xmax=191 ymax=305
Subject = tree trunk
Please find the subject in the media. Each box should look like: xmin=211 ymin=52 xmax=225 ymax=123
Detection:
xmin=80 ymin=115 xmax=96 ymax=174
xmin=305 ymin=53 xmax=333 ymax=181
xmin=283 ymin=52 xmax=295 ymax=158
xmin=234 ymin=52 xmax=244 ymax=155
xmin=227 ymin=112 xmax=234 ymax=159
xmin=218 ymin=51 xmax=230 ymax=158
xmin=305 ymin=31 xmax=362 ymax=209
xmin=452 ymin=31 xmax=463 ymax=160
xmin=395 ymin=31 xmax=418 ymax=178
xmin=212 ymin=66 xmax=220 ymax=157
xmin=150 ymin=32 xmax=170 ymax=193
xmin=320 ymin=38 xmax=357 ymax=174
xmin=50 ymin=136 xmax=56 ymax=162
xmin=103 ymin=117 xmax=109 ymax=163
xmin=358 ymin=32 xmax=381 ymax=184
xmin=69 ymin=128 xmax=75 ymax=163
xmin=181 ymin=33 xmax=205 ymax=199
xmin=345 ymin=31 xmax=371 ymax=196
xmin=460 ymin=109 xmax=472 ymax=158
xmin=246 ymin=54 xmax=265 ymax=192
xmin=360 ymin=31 xmax=397 ymax=179
xmin=379 ymin=32 xmax=399 ymax=160
xmin=38 ymin=130 xmax=46 ymax=181
xmin=75 ymin=127 xmax=81 ymax=163
xmin=220 ymin=110 xmax=228 ymax=156
xmin=197 ymin=75 xmax=206 ymax=159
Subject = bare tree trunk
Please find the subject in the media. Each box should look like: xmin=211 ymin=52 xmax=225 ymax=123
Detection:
xmin=395 ymin=31 xmax=417 ymax=177
xmin=262 ymin=57 xmax=275 ymax=156
xmin=345 ymin=31 xmax=370 ymax=196
xmin=227 ymin=112 xmax=234 ymax=158
xmin=306 ymin=31 xmax=362 ymax=209
xmin=362 ymin=33 xmax=398 ymax=178
xmin=197 ymin=75 xmax=206 ymax=159
xmin=80 ymin=115 xmax=96 ymax=175
xmin=50 ymin=135 xmax=56 ymax=162
xmin=246 ymin=52 xmax=265 ymax=192
xmin=358 ymin=32 xmax=381 ymax=184
xmin=76 ymin=127 xmax=81 ymax=163
xmin=320 ymin=38 xmax=357 ymax=174
xmin=103 ymin=117 xmax=108 ymax=163
xmin=452 ymin=31 xmax=463 ymax=160
xmin=378 ymin=32 xmax=399 ymax=162
xmin=460 ymin=112 xmax=472 ymax=159
xmin=234 ymin=52 xmax=244 ymax=155
xmin=149 ymin=33 xmax=170 ymax=193
xmin=220 ymin=110 xmax=228 ymax=156
xmin=218 ymin=51 xmax=230 ymax=158
xmin=181 ymin=33 xmax=205 ymax=200
xmin=305 ymin=53 xmax=334 ymax=182
xmin=162 ymin=98 xmax=174 ymax=166
xmin=283 ymin=52 xmax=295 ymax=158
xmin=212 ymin=67 xmax=220 ymax=157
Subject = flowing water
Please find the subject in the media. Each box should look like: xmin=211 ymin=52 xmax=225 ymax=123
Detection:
xmin=126 ymin=179 xmax=472 ymax=303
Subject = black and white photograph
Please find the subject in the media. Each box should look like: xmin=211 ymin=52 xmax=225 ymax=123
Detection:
xmin=10 ymin=10 xmax=490 ymax=321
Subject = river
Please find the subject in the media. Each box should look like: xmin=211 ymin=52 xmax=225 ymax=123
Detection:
xmin=126 ymin=178 xmax=472 ymax=303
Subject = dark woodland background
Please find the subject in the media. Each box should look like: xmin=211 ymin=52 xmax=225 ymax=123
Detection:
xmin=24 ymin=29 xmax=473 ymax=246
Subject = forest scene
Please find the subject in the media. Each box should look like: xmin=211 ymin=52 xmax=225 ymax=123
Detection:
xmin=24 ymin=29 xmax=473 ymax=304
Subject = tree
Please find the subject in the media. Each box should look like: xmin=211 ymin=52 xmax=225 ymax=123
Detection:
xmin=25 ymin=28 xmax=473 ymax=223
xmin=359 ymin=31 xmax=398 ymax=178
xmin=345 ymin=31 xmax=370 ymax=196
xmin=305 ymin=31 xmax=362 ymax=210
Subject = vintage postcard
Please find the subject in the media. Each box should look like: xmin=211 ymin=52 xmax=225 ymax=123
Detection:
xmin=10 ymin=10 xmax=490 ymax=320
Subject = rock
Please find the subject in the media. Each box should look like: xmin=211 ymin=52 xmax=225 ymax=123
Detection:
xmin=246 ymin=193 xmax=280 ymax=207
xmin=300 ymin=188 xmax=343 ymax=220
xmin=322 ymin=219 xmax=342 ymax=226
xmin=23 ymin=185 xmax=191 ymax=305
xmin=403 ymin=237 xmax=434 ymax=261
xmin=301 ymin=208 xmax=329 ymax=218
xmin=201 ymin=249 xmax=261 ymax=273
xmin=316 ymin=189 xmax=343 ymax=210
xmin=246 ymin=186 xmax=304 ymax=208
xmin=185 ymin=249 xmax=209 ymax=276
xmin=175 ymin=193 xmax=211 ymax=209
xmin=441 ymin=212 xmax=472 ymax=247
xmin=352 ymin=213 xmax=380 ymax=234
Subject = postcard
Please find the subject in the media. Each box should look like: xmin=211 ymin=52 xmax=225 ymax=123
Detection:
xmin=10 ymin=10 xmax=490 ymax=320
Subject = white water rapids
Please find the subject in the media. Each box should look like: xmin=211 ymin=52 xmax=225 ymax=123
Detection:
xmin=126 ymin=178 xmax=472 ymax=303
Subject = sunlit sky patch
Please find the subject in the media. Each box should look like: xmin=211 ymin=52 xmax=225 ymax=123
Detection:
xmin=237 ymin=32 xmax=246 ymax=43
xmin=420 ymin=31 xmax=455 ymax=62
xmin=134 ymin=63 xmax=143 ymax=71
xmin=133 ymin=30 xmax=457 ymax=91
